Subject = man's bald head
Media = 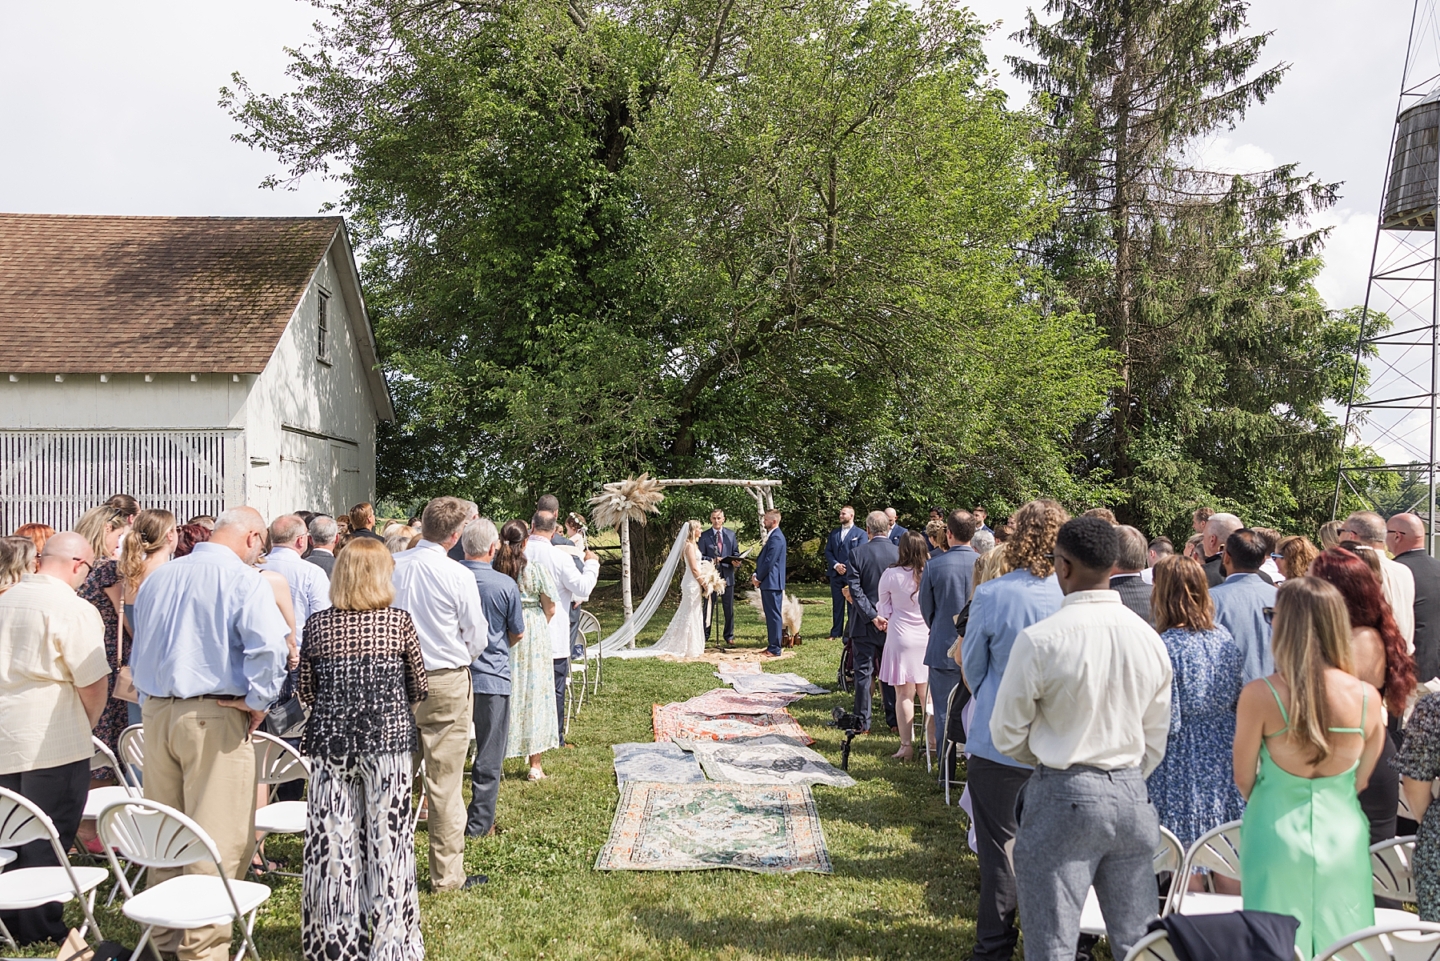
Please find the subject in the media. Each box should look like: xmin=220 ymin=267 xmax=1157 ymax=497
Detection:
xmin=1389 ymin=512 xmax=1428 ymax=554
xmin=211 ymin=507 xmax=267 ymax=565
xmin=269 ymin=514 xmax=308 ymax=548
xmin=38 ymin=531 xmax=95 ymax=589
xmin=1202 ymin=513 xmax=1242 ymax=557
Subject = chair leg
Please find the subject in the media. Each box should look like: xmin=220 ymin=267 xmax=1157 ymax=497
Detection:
xmin=78 ymin=887 xmax=104 ymax=945
xmin=238 ymin=907 xmax=263 ymax=961
xmin=0 ymin=914 xmax=18 ymax=950
xmin=128 ymin=925 xmax=155 ymax=961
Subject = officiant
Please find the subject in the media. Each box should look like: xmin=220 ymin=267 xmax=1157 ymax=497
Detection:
xmin=700 ymin=508 xmax=739 ymax=645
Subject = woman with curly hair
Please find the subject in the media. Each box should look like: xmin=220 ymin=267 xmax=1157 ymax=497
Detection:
xmin=1276 ymin=534 xmax=1319 ymax=579
xmin=1311 ymin=547 xmax=1416 ymax=844
xmin=959 ymin=498 xmax=1068 ymax=961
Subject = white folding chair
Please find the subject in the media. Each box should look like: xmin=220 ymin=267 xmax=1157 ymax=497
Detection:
xmin=0 ymin=849 xmax=14 ymax=872
xmin=117 ymin=724 xmax=145 ymax=789
xmin=84 ymin=736 xmax=141 ymax=820
xmin=96 ymin=797 xmax=271 ymax=961
xmin=578 ymin=609 xmax=603 ymax=695
xmin=0 ymin=786 xmax=108 ymax=950
xmin=1079 ymin=826 xmax=1184 ymax=936
xmin=1125 ymin=928 xmax=1302 ymax=961
xmin=942 ymin=684 xmax=966 ymax=805
xmin=1314 ymin=920 xmax=1440 ymax=961
xmin=1167 ymin=820 xmax=1243 ymax=916
xmin=1371 ymin=836 xmax=1428 ymax=928
xmin=251 ymin=731 xmax=310 ymax=879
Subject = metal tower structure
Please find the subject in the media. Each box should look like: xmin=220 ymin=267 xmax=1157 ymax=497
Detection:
xmin=1335 ymin=0 xmax=1440 ymax=551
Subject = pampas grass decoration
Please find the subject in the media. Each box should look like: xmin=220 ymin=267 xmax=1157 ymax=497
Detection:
xmin=696 ymin=559 xmax=726 ymax=597
xmin=587 ymin=473 xmax=665 ymax=528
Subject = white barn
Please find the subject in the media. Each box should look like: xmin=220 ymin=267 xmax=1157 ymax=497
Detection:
xmin=0 ymin=213 xmax=394 ymax=530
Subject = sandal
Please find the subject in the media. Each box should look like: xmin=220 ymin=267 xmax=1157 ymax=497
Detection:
xmin=527 ymin=769 xmax=547 ymax=781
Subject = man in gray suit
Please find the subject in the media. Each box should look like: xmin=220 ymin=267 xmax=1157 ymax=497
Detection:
xmin=845 ymin=511 xmax=900 ymax=733
xmin=305 ymin=515 xmax=338 ymax=576
xmin=919 ymin=510 xmax=979 ymax=758
xmin=1110 ymin=525 xmax=1154 ymax=627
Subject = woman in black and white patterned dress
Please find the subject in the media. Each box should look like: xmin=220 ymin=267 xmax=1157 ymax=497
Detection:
xmin=298 ymin=537 xmax=428 ymax=960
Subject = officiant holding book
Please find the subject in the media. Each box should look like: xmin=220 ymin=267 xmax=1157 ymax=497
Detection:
xmin=700 ymin=508 xmax=739 ymax=645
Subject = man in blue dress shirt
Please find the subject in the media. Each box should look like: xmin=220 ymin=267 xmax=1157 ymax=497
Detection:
xmin=823 ymin=506 xmax=866 ymax=640
xmin=460 ymin=518 xmax=526 ymax=839
xmin=1211 ymin=529 xmax=1279 ymax=683
xmin=919 ymin=510 xmax=979 ymax=762
xmin=259 ymin=513 xmax=330 ymax=633
xmin=130 ymin=506 xmax=291 ymax=961
xmin=751 ymin=510 xmax=788 ymax=656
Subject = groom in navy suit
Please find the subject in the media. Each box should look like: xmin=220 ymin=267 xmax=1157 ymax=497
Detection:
xmin=824 ymin=506 xmax=866 ymax=640
xmin=699 ymin=508 xmax=738 ymax=644
xmin=751 ymin=509 xmax=788 ymax=656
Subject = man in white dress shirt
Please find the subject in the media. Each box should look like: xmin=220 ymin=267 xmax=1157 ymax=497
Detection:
xmin=991 ymin=516 xmax=1172 ymax=961
xmin=392 ymin=497 xmax=490 ymax=891
xmin=1344 ymin=511 xmax=1416 ymax=650
xmin=526 ymin=512 xmax=599 ymax=743
xmin=260 ymin=514 xmax=330 ymax=633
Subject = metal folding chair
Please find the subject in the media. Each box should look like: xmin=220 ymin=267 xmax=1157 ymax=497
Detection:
xmin=251 ymin=731 xmax=310 ymax=879
xmin=0 ymin=786 xmax=108 ymax=951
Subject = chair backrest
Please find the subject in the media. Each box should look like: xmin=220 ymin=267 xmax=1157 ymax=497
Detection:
xmin=253 ymin=731 xmax=310 ymax=789
xmin=1167 ymin=820 xmax=1243 ymax=915
xmin=1123 ymin=930 xmax=1182 ymax=961
xmin=0 ymin=786 xmax=100 ymax=903
xmin=117 ymin=724 xmax=144 ymax=785
xmin=90 ymin=736 xmax=138 ymax=794
xmin=1314 ymin=920 xmax=1440 ymax=961
xmin=577 ymin=609 xmax=600 ymax=640
xmin=1372 ymin=837 xmax=1419 ymax=904
xmin=95 ymin=798 xmax=230 ymax=904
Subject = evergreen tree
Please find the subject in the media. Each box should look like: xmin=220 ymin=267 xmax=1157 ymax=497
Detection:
xmin=1011 ymin=0 xmax=1360 ymax=537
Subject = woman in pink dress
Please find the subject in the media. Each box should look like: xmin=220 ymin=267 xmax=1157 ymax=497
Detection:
xmin=878 ymin=531 xmax=931 ymax=761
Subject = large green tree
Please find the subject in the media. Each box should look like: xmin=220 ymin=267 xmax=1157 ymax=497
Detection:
xmin=1010 ymin=0 xmax=1362 ymax=538
xmin=226 ymin=0 xmax=1112 ymax=541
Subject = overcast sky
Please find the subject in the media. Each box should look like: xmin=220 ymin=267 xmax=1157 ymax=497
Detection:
xmin=0 ymin=0 xmax=1422 ymax=312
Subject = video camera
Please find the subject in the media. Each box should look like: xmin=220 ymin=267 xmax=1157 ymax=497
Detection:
xmin=830 ymin=706 xmax=863 ymax=770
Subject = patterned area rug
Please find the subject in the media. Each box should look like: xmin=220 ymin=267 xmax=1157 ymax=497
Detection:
xmin=612 ymin=742 xmax=707 ymax=785
xmin=595 ymin=782 xmax=832 ymax=874
xmin=679 ymin=688 xmax=805 ymax=716
xmin=681 ymin=735 xmax=856 ymax=788
xmin=725 ymin=672 xmax=829 ymax=696
xmin=653 ymin=704 xmax=814 ymax=745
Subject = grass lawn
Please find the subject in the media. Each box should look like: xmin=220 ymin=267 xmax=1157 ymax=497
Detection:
xmin=29 ymin=581 xmax=985 ymax=959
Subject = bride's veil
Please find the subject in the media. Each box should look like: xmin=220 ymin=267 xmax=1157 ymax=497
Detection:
xmin=593 ymin=523 xmax=693 ymax=655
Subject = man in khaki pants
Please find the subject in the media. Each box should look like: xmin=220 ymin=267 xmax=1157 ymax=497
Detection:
xmin=129 ymin=507 xmax=290 ymax=961
xmin=392 ymin=497 xmax=489 ymax=890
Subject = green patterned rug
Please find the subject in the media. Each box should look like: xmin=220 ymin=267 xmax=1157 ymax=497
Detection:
xmin=595 ymin=782 xmax=833 ymax=874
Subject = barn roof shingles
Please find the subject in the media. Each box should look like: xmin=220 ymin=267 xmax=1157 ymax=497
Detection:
xmin=0 ymin=213 xmax=342 ymax=373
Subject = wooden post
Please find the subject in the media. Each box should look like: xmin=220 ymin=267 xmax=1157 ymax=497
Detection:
xmin=620 ymin=516 xmax=634 ymax=645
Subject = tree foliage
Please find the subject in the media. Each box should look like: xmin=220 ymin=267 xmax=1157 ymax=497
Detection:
xmin=225 ymin=0 xmax=1113 ymax=542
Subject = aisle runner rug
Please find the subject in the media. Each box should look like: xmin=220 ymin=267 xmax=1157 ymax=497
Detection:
xmin=595 ymin=782 xmax=832 ymax=874
xmin=679 ymin=688 xmax=805 ymax=716
xmin=680 ymin=735 xmax=856 ymax=788
xmin=724 ymin=672 xmax=829 ymax=696
xmin=712 ymin=660 xmax=762 ymax=676
xmin=652 ymin=704 xmax=813 ymax=745
xmin=612 ymin=742 xmax=707 ymax=785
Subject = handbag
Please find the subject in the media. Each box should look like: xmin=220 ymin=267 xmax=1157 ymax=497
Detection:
xmin=264 ymin=670 xmax=307 ymax=738
xmin=112 ymin=666 xmax=138 ymax=704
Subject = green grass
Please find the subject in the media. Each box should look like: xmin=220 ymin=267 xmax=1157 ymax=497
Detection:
xmin=33 ymin=583 xmax=983 ymax=959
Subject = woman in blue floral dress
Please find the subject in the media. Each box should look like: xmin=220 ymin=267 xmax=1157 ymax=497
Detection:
xmin=1146 ymin=555 xmax=1246 ymax=850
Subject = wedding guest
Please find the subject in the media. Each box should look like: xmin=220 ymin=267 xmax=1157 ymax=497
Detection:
xmin=103 ymin=494 xmax=140 ymax=527
xmin=824 ymin=506 xmax=866 ymax=640
xmin=1144 ymin=556 xmax=1244 ymax=857
xmin=1193 ymin=507 xmax=1215 ymax=534
xmin=76 ymin=504 xmax=125 ymax=562
xmin=974 ymin=508 xmax=992 ymax=533
xmin=1276 ymin=534 xmax=1319 ymax=580
xmin=174 ymin=522 xmax=211 ymax=557
xmin=496 ymin=520 xmax=559 ymax=780
xmin=1395 ymin=691 xmax=1440 ymax=920
xmin=1234 ymin=577 xmax=1381 ymax=957
xmin=75 ymin=506 xmax=131 ymax=789
xmin=306 ymin=515 xmax=339 ymax=576
xmin=1319 ymin=519 xmax=1344 ymax=550
xmin=994 ymin=516 xmax=1171 ymax=961
xmin=1343 ymin=511 xmax=1416 ymax=647
xmin=129 ymin=507 xmax=290 ymax=960
xmin=752 ymin=510 xmax=788 ymax=657
xmin=960 ymin=499 xmax=1067 ymax=961
xmin=460 ymin=519 xmax=525 ymax=837
xmin=845 ymin=511 xmax=900 ymax=733
xmin=117 ymin=510 xmax=178 ymax=725
xmin=879 ymin=531 xmax=932 ymax=761
xmin=564 ymin=513 xmax=589 ymax=552
xmin=1110 ymin=525 xmax=1154 ymax=626
xmin=12 ymin=523 xmax=55 ymax=554
xmin=885 ymin=507 xmax=908 ymax=544
xmin=1182 ymin=533 xmax=1205 ymax=562
xmin=0 ymin=533 xmax=108 ymax=945
xmin=1202 ymin=513 xmax=1244 ymax=587
xmin=298 ymin=536 xmax=427 ymax=960
xmin=0 ymin=536 xmax=36 ymax=592
xmin=391 ymin=497 xmax=489 ymax=892
xmin=348 ymin=503 xmax=384 ymax=542
xmin=1311 ymin=548 xmax=1416 ymax=843
xmin=526 ymin=512 xmax=598 ymax=741
xmin=445 ymin=500 xmax=480 ymax=561
xmin=261 ymin=514 xmax=331 ymax=635
xmin=971 ymin=528 xmax=996 ymax=555
xmin=187 ymin=515 xmax=216 ymax=532
xmin=1254 ymin=527 xmax=1285 ymax=583
xmin=1211 ymin=529 xmax=1279 ymax=683
xmin=385 ymin=526 xmax=416 ymax=554
xmin=919 ymin=510 xmax=978 ymax=758
xmin=1388 ymin=513 xmax=1440 ymax=684
xmin=1142 ymin=536 xmax=1174 ymax=584
xmin=925 ymin=519 xmax=948 ymax=558
xmin=1080 ymin=506 xmax=1116 ymax=524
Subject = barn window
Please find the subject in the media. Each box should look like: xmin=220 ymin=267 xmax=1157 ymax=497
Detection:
xmin=317 ymin=291 xmax=331 ymax=364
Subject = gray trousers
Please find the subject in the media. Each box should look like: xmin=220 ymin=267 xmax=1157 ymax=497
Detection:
xmin=1013 ymin=765 xmax=1159 ymax=961
xmin=554 ymin=657 xmax=570 ymax=741
xmin=465 ymin=693 xmax=510 ymax=837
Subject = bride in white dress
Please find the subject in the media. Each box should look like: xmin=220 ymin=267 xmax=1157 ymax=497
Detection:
xmin=648 ymin=520 xmax=708 ymax=658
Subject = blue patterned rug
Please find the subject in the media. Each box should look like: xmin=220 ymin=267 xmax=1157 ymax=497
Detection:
xmin=611 ymin=742 xmax=707 ymax=785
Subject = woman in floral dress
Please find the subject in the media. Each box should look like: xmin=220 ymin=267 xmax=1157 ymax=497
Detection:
xmin=494 ymin=520 xmax=559 ymax=780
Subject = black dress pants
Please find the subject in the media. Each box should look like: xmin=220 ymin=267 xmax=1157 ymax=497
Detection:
xmin=0 ymin=758 xmax=90 ymax=945
xmin=968 ymin=755 xmax=1031 ymax=961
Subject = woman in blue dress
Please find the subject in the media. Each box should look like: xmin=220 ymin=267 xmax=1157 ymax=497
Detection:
xmin=1146 ymin=555 xmax=1246 ymax=855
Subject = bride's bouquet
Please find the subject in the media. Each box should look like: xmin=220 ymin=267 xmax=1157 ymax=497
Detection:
xmin=696 ymin=559 xmax=726 ymax=597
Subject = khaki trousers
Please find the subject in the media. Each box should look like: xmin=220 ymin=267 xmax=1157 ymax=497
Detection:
xmin=141 ymin=697 xmax=258 ymax=961
xmin=412 ymin=667 xmax=472 ymax=891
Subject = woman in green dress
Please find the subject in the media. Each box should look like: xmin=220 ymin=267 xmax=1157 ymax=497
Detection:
xmin=493 ymin=519 xmax=559 ymax=781
xmin=1233 ymin=576 xmax=1385 ymax=958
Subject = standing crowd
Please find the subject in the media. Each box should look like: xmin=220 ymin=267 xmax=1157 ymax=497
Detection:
xmin=0 ymin=493 xmax=596 ymax=960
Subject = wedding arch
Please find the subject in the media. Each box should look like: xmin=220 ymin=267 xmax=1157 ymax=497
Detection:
xmin=588 ymin=475 xmax=780 ymax=651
